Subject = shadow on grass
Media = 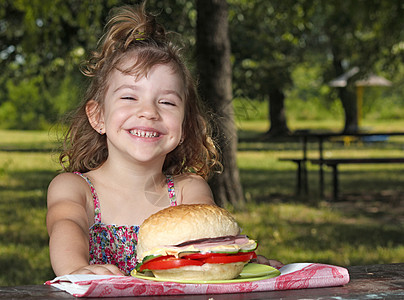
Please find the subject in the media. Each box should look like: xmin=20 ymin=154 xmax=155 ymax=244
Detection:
xmin=0 ymin=250 xmax=55 ymax=286
xmin=287 ymin=221 xmax=403 ymax=250
xmin=1 ymin=169 xmax=58 ymax=192
xmin=240 ymin=167 xmax=404 ymax=223
xmin=0 ymin=169 xmax=57 ymax=285
xmin=239 ymin=168 xmax=319 ymax=204
xmin=0 ymin=169 xmax=56 ymax=241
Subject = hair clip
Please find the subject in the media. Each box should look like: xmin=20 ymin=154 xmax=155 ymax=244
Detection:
xmin=135 ymin=32 xmax=146 ymax=41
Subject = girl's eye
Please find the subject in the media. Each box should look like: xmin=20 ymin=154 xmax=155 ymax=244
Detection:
xmin=121 ymin=96 xmax=137 ymax=101
xmin=160 ymin=100 xmax=176 ymax=106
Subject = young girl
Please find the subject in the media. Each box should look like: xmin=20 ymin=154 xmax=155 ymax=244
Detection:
xmin=47 ymin=3 xmax=282 ymax=277
xmin=46 ymin=3 xmax=221 ymax=276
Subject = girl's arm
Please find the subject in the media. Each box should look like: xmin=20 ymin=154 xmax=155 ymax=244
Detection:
xmin=46 ymin=173 xmax=123 ymax=276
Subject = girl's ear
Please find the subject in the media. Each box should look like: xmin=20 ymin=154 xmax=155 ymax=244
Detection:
xmin=86 ymin=100 xmax=104 ymax=133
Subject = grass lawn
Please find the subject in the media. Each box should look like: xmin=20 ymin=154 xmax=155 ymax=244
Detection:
xmin=233 ymin=119 xmax=404 ymax=266
xmin=0 ymin=120 xmax=403 ymax=286
xmin=0 ymin=130 xmax=60 ymax=285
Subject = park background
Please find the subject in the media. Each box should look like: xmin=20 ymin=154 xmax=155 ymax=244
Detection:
xmin=0 ymin=0 xmax=403 ymax=285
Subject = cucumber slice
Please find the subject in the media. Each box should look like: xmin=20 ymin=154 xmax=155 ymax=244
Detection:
xmin=135 ymin=254 xmax=163 ymax=271
xmin=240 ymin=242 xmax=258 ymax=252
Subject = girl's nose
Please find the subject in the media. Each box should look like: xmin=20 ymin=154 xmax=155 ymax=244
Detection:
xmin=137 ymin=101 xmax=159 ymax=120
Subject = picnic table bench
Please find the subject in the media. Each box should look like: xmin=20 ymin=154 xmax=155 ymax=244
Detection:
xmin=1 ymin=263 xmax=403 ymax=299
xmin=279 ymin=130 xmax=404 ymax=200
xmin=310 ymin=158 xmax=404 ymax=201
xmin=279 ymin=157 xmax=309 ymax=194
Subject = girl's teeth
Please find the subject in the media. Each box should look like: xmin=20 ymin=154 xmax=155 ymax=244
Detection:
xmin=130 ymin=130 xmax=158 ymax=137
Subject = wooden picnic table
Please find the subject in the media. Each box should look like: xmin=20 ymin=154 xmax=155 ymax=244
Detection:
xmin=290 ymin=130 xmax=404 ymax=199
xmin=1 ymin=263 xmax=403 ymax=299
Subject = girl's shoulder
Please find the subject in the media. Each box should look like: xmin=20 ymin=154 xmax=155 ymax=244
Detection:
xmin=171 ymin=173 xmax=215 ymax=205
xmin=171 ymin=172 xmax=206 ymax=188
xmin=47 ymin=172 xmax=92 ymax=205
xmin=48 ymin=172 xmax=88 ymax=188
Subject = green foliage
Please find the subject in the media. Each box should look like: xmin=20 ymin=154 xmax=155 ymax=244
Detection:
xmin=0 ymin=0 xmax=198 ymax=130
xmin=51 ymin=75 xmax=82 ymax=118
xmin=0 ymin=76 xmax=51 ymax=129
xmin=1 ymin=0 xmax=403 ymax=130
xmin=228 ymin=0 xmax=403 ymax=133
xmin=233 ymin=97 xmax=267 ymax=122
xmin=232 ymin=58 xmax=404 ymax=123
xmin=285 ymin=63 xmax=344 ymax=121
xmin=230 ymin=0 xmax=312 ymax=98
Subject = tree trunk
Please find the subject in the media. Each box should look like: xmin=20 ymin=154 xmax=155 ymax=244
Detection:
xmin=196 ymin=0 xmax=244 ymax=208
xmin=332 ymin=53 xmax=359 ymax=133
xmin=266 ymin=88 xmax=291 ymax=137
xmin=338 ymin=86 xmax=359 ymax=133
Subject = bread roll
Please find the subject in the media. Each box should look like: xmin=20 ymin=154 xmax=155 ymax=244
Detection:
xmin=137 ymin=204 xmax=240 ymax=260
xmin=136 ymin=204 xmax=252 ymax=281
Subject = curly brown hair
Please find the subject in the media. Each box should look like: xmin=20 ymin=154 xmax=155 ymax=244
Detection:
xmin=60 ymin=3 xmax=221 ymax=179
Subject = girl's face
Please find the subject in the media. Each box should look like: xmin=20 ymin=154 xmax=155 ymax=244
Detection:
xmin=92 ymin=62 xmax=186 ymax=168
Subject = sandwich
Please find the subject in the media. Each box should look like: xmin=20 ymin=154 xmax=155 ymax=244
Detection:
xmin=134 ymin=204 xmax=258 ymax=281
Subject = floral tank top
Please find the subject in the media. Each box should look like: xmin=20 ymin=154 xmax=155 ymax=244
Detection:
xmin=74 ymin=172 xmax=178 ymax=275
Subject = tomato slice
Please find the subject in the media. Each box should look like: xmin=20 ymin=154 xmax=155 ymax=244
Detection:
xmin=138 ymin=251 xmax=257 ymax=272
xmin=136 ymin=255 xmax=172 ymax=272
xmin=139 ymin=256 xmax=204 ymax=271
xmin=202 ymin=251 xmax=257 ymax=264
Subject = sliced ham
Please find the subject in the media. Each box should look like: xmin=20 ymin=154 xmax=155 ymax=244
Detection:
xmin=167 ymin=235 xmax=253 ymax=252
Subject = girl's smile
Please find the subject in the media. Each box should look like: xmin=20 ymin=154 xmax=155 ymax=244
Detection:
xmin=129 ymin=128 xmax=160 ymax=138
